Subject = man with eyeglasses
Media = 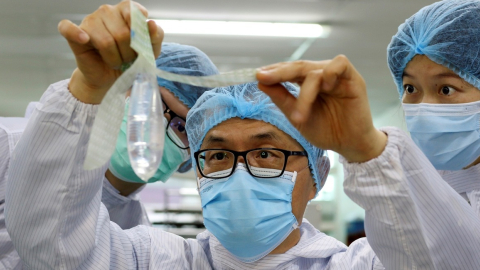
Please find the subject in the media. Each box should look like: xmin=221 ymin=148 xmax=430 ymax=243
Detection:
xmin=183 ymin=81 xmax=478 ymax=268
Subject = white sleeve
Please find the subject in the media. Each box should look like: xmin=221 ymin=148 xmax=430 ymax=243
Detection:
xmin=0 ymin=123 xmax=11 ymax=205
xmin=102 ymin=177 xmax=151 ymax=229
xmin=342 ymin=127 xmax=480 ymax=270
xmin=0 ymin=116 xmax=148 ymax=270
xmin=0 ymin=126 xmax=17 ymax=270
xmin=328 ymin=238 xmax=384 ymax=270
xmin=4 ymin=80 xmax=150 ymax=269
xmin=0 ymin=117 xmax=29 ymax=270
xmin=467 ymin=189 xmax=480 ymax=217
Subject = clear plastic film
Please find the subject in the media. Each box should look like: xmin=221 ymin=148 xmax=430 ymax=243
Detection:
xmin=127 ymin=73 xmax=165 ymax=181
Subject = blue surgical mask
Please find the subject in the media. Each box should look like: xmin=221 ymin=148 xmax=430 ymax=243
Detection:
xmin=109 ymin=100 xmax=189 ymax=183
xmin=198 ymin=164 xmax=299 ymax=263
xmin=403 ymin=101 xmax=480 ymax=170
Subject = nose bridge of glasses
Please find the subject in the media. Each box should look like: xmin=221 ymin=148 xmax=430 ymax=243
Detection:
xmin=237 ymin=153 xmax=247 ymax=164
xmin=164 ymin=112 xmax=172 ymax=122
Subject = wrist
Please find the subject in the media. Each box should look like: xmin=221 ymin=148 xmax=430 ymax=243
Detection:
xmin=341 ymin=129 xmax=388 ymax=163
xmin=69 ymin=69 xmax=109 ymax=104
xmin=105 ymin=169 xmax=145 ymax=196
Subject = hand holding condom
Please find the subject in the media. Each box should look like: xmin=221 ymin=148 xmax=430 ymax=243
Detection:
xmin=57 ymin=1 xmax=163 ymax=105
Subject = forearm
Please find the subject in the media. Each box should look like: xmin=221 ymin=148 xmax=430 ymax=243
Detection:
xmin=105 ymin=169 xmax=145 ymax=196
xmin=342 ymin=127 xmax=480 ymax=270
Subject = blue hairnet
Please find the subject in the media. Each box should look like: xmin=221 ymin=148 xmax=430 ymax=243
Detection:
xmin=387 ymin=0 xmax=480 ymax=98
xmin=186 ymin=82 xmax=330 ymax=195
xmin=156 ymin=43 xmax=219 ymax=173
xmin=156 ymin=43 xmax=219 ymax=108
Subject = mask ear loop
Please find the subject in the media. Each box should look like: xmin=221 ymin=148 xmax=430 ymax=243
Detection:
xmin=290 ymin=165 xmax=310 ymax=184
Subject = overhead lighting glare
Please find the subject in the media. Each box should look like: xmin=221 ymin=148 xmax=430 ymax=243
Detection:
xmin=153 ymin=20 xmax=329 ymax=38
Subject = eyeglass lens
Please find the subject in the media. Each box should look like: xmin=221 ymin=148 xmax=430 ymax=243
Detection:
xmin=162 ymin=100 xmax=189 ymax=148
xmin=168 ymin=117 xmax=189 ymax=147
xmin=198 ymin=149 xmax=286 ymax=178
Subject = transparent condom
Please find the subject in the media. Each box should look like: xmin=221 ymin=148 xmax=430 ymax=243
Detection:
xmin=127 ymin=72 xmax=165 ymax=181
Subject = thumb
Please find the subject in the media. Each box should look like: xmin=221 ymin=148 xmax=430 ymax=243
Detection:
xmin=258 ymin=83 xmax=303 ymax=127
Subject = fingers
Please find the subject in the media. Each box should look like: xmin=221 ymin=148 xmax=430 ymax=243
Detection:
xmin=58 ymin=20 xmax=91 ymax=55
xmin=257 ymin=55 xmax=358 ymax=125
xmin=256 ymin=60 xmax=330 ymax=85
xmin=148 ymin=20 xmax=164 ymax=59
xmin=81 ymin=9 xmax=124 ymax=68
xmin=58 ymin=20 xmax=89 ymax=44
xmin=64 ymin=1 xmax=157 ymax=69
xmin=101 ymin=5 xmax=137 ymax=64
xmin=293 ymin=69 xmax=324 ymax=123
xmin=118 ymin=1 xmax=149 ymax=27
xmin=77 ymin=1 xmax=150 ymax=69
xmin=259 ymin=71 xmax=324 ymax=126
xmin=321 ymin=55 xmax=352 ymax=92
xmin=258 ymin=83 xmax=299 ymax=123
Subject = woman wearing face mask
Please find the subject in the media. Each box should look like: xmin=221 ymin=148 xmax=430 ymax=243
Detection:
xmin=252 ymin=2 xmax=480 ymax=268
xmin=387 ymin=0 xmax=480 ymax=212
xmin=102 ymin=42 xmax=219 ymax=229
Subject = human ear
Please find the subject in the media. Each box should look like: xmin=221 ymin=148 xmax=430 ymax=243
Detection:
xmin=306 ymin=155 xmax=330 ymax=200
xmin=308 ymin=181 xmax=316 ymax=200
xmin=315 ymin=155 xmax=330 ymax=189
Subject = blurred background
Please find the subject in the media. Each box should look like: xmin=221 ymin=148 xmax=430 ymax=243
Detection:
xmin=0 ymin=0 xmax=436 ymax=244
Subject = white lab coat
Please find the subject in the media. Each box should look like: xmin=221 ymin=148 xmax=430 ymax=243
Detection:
xmin=0 ymin=101 xmax=150 ymax=270
xmin=438 ymin=164 xmax=480 ymax=217
xmin=4 ymin=80 xmax=480 ymax=269
xmin=0 ymin=116 xmax=29 ymax=270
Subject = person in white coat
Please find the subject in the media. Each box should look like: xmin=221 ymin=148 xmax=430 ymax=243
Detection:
xmin=0 ymin=8 xmax=218 ymax=269
xmin=386 ymin=0 xmax=480 ymax=215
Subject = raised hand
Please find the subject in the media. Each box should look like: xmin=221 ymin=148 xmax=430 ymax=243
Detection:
xmin=256 ymin=55 xmax=387 ymax=163
xmin=58 ymin=1 xmax=164 ymax=104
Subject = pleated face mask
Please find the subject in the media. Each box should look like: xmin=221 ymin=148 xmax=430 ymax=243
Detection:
xmin=403 ymin=100 xmax=480 ymax=170
xmin=198 ymin=163 xmax=299 ymax=263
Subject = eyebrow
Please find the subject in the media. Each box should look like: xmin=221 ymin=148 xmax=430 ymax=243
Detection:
xmin=204 ymin=135 xmax=227 ymax=145
xmin=203 ymin=131 xmax=283 ymax=147
xmin=434 ymin=72 xmax=462 ymax=80
xmin=403 ymin=71 xmax=462 ymax=80
xmin=402 ymin=71 xmax=414 ymax=78
xmin=249 ymin=131 xmax=283 ymax=142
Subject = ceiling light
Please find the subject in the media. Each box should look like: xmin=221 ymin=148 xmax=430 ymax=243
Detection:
xmin=153 ymin=20 xmax=329 ymax=38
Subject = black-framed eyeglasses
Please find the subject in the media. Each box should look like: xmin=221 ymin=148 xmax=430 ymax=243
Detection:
xmin=162 ymin=100 xmax=189 ymax=149
xmin=194 ymin=148 xmax=308 ymax=179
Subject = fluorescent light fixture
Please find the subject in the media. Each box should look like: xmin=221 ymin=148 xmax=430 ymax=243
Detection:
xmin=153 ymin=20 xmax=329 ymax=38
